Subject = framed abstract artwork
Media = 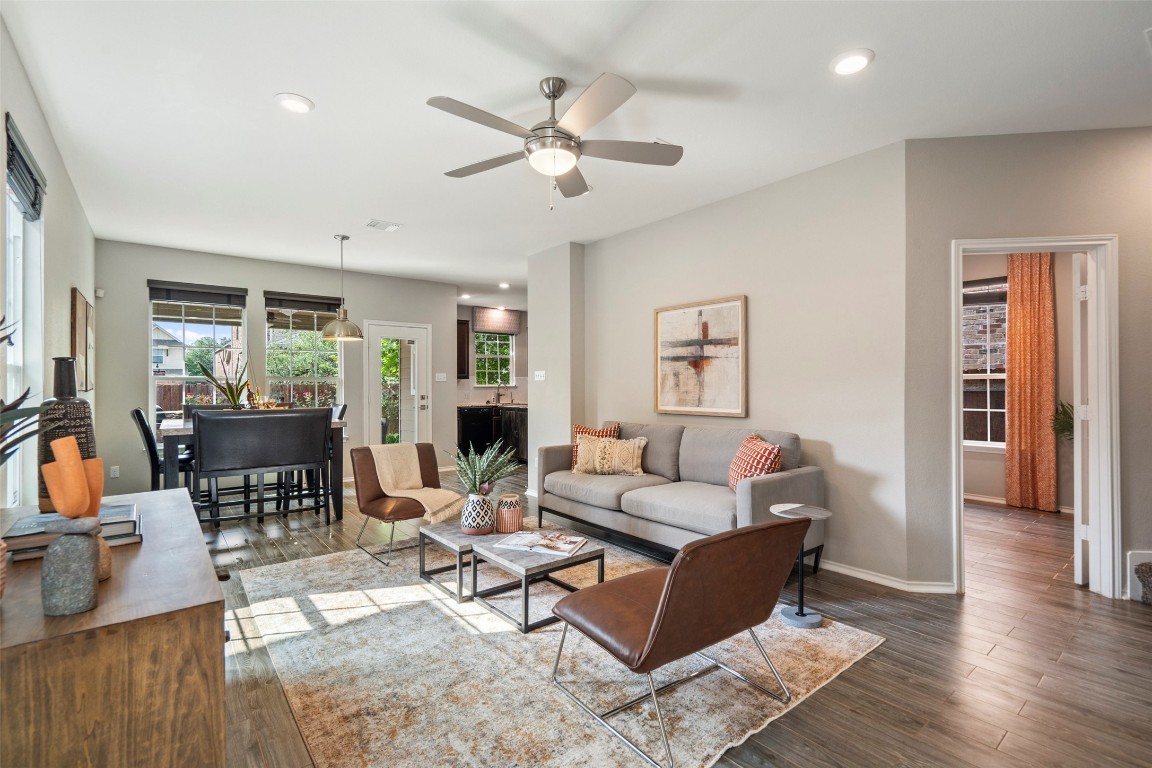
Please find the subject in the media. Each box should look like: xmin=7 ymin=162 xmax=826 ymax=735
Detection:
xmin=654 ymin=295 xmax=746 ymax=417
xmin=70 ymin=287 xmax=95 ymax=391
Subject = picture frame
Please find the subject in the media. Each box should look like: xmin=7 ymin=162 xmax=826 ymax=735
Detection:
xmin=70 ymin=287 xmax=95 ymax=391
xmin=654 ymin=295 xmax=746 ymax=417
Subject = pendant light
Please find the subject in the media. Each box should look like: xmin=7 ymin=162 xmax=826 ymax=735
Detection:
xmin=321 ymin=234 xmax=363 ymax=342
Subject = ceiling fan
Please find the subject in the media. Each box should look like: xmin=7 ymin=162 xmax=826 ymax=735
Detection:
xmin=427 ymin=73 xmax=684 ymax=198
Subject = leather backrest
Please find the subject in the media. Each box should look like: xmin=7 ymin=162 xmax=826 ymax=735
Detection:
xmin=351 ymin=444 xmax=440 ymax=506
xmin=129 ymin=407 xmax=161 ymax=488
xmin=637 ymin=517 xmax=809 ymax=673
xmin=194 ymin=408 xmax=331 ymax=472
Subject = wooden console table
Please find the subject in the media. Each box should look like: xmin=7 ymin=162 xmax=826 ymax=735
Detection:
xmin=1 ymin=489 xmax=225 ymax=767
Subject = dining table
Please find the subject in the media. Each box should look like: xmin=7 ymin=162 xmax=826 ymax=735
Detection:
xmin=157 ymin=415 xmax=346 ymax=522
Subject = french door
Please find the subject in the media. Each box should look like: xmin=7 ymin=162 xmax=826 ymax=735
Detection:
xmin=364 ymin=321 xmax=431 ymax=445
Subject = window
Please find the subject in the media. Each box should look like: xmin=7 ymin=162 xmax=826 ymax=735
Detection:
xmin=474 ymin=332 xmax=513 ymax=386
xmin=266 ymin=308 xmax=340 ymax=407
xmin=150 ymin=299 xmax=245 ymax=418
xmin=962 ymin=278 xmax=1007 ymax=446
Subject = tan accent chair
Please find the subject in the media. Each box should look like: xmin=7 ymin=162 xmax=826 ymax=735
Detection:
xmin=550 ymin=516 xmax=810 ymax=768
xmin=350 ymin=443 xmax=441 ymax=565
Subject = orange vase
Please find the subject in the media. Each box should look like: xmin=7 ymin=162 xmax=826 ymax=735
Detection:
xmin=42 ymin=437 xmax=91 ymax=518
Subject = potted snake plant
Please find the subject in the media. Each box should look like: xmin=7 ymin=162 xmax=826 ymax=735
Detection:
xmin=454 ymin=439 xmax=519 ymax=534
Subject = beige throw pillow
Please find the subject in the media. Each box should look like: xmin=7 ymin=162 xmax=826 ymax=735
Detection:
xmin=574 ymin=435 xmax=648 ymax=476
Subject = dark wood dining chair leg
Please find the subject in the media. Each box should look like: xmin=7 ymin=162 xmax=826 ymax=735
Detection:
xmin=208 ymin=478 xmax=221 ymax=529
xmin=320 ymin=463 xmax=331 ymax=525
xmin=257 ymin=474 xmax=266 ymax=524
xmin=243 ymin=475 xmax=252 ymax=516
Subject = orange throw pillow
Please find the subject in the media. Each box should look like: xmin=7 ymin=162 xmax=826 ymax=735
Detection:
xmin=571 ymin=423 xmax=620 ymax=468
xmin=728 ymin=434 xmax=783 ymax=491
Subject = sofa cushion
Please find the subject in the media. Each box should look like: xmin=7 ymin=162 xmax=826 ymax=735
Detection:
xmin=543 ymin=471 xmax=671 ymax=512
xmin=728 ymin=434 xmax=783 ymax=491
xmin=679 ymin=427 xmax=801 ymax=485
xmin=571 ymin=423 xmax=620 ymax=467
xmin=574 ymin=435 xmax=648 ymax=476
xmin=616 ymin=422 xmax=685 ymax=481
xmin=621 ymin=481 xmax=737 ymax=536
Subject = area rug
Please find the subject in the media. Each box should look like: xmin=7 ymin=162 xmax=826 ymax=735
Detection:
xmin=236 ymin=537 xmax=882 ymax=768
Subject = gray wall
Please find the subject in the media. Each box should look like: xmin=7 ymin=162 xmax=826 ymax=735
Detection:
xmin=905 ymin=128 xmax=1152 ymax=584
xmin=962 ymin=251 xmax=1075 ymax=510
xmin=527 ymin=243 xmax=585 ymax=492
xmin=1 ymin=21 xmax=95 ymax=505
xmin=94 ymin=240 xmax=459 ymax=494
xmin=456 ymin=304 xmax=529 ymax=404
xmin=581 ymin=143 xmax=910 ymax=581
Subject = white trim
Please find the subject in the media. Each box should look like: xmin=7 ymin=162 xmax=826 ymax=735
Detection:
xmin=1059 ymin=506 xmax=1075 ymax=515
xmin=525 ymin=489 xmax=538 ymax=498
xmin=951 ymin=235 xmax=1122 ymax=599
xmin=362 ymin=320 xmax=433 ymax=446
xmin=820 ymin=560 xmax=957 ymax=594
xmin=963 ymin=493 xmax=1007 ymax=507
xmin=962 ymin=442 xmax=1005 ymax=454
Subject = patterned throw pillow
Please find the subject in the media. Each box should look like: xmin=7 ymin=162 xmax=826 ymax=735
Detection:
xmin=571 ymin=422 xmax=620 ymax=468
xmin=574 ymin=435 xmax=649 ymax=476
xmin=728 ymin=434 xmax=783 ymax=491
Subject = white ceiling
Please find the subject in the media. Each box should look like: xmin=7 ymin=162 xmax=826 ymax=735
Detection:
xmin=4 ymin=1 xmax=1152 ymax=312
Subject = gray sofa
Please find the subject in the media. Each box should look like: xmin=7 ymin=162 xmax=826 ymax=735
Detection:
xmin=538 ymin=421 xmax=825 ymax=560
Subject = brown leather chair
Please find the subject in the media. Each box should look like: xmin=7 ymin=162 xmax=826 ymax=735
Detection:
xmin=550 ymin=516 xmax=810 ymax=768
xmin=350 ymin=443 xmax=441 ymax=565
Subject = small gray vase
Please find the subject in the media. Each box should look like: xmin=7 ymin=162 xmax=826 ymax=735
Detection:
xmin=41 ymin=517 xmax=100 ymax=616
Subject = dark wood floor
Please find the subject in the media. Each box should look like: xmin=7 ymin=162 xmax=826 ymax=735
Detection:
xmin=209 ymin=474 xmax=1152 ymax=768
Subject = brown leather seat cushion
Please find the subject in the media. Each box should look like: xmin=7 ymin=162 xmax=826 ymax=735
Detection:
xmin=359 ymin=495 xmax=426 ymax=522
xmin=552 ymin=567 xmax=669 ymax=669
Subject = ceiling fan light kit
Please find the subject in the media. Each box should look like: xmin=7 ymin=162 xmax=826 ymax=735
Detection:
xmin=428 ymin=72 xmax=683 ymax=198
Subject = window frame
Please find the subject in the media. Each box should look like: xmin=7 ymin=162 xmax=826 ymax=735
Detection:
xmin=264 ymin=308 xmax=342 ymax=408
xmin=961 ymin=297 xmax=1007 ymax=450
xmin=473 ymin=331 xmax=513 ymax=387
xmin=149 ymin=299 xmax=246 ymax=419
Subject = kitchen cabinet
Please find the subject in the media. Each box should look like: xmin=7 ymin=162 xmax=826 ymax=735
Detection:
xmin=458 ymin=405 xmax=495 ymax=453
xmin=457 ymin=320 xmax=470 ymax=379
xmin=501 ymin=407 xmax=528 ymax=462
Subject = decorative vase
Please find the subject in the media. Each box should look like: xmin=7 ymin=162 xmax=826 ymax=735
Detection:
xmin=460 ymin=493 xmax=495 ymax=535
xmin=495 ymin=493 xmax=523 ymax=533
xmin=41 ymin=517 xmax=100 ymax=616
xmin=41 ymin=436 xmax=111 ymax=581
xmin=37 ymin=357 xmax=97 ymax=512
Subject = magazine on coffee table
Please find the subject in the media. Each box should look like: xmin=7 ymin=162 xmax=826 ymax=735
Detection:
xmin=494 ymin=531 xmax=587 ymax=557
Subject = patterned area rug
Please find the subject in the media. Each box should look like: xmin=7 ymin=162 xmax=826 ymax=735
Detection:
xmin=236 ymin=534 xmax=882 ymax=768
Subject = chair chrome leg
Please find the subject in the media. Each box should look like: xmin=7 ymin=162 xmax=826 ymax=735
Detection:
xmin=695 ymin=628 xmax=791 ymax=705
xmin=646 ymin=673 xmax=674 ymax=768
xmin=355 ymin=517 xmax=417 ymax=566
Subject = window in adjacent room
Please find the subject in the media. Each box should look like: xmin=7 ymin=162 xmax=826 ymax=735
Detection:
xmin=265 ymin=292 xmax=341 ymax=408
xmin=962 ymin=277 xmax=1007 ymax=448
xmin=149 ymin=281 xmax=247 ymax=420
xmin=474 ymin=332 xmax=513 ymax=386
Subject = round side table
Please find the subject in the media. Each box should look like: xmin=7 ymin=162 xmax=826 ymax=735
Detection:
xmin=770 ymin=503 xmax=832 ymax=629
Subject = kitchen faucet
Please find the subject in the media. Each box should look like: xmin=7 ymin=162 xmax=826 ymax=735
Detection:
xmin=493 ymin=382 xmax=504 ymax=405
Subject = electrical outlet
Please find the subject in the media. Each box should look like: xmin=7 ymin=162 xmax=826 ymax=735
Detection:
xmin=110 ymin=465 xmax=120 ymax=478
xmin=534 ymin=370 xmax=546 ymax=381
xmin=435 ymin=372 xmax=447 ymax=382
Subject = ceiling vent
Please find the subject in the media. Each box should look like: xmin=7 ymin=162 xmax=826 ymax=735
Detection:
xmin=366 ymin=219 xmax=402 ymax=232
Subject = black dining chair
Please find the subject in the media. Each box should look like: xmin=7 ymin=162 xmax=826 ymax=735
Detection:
xmin=193 ymin=408 xmax=332 ymax=527
xmin=131 ymin=407 xmax=194 ymax=492
xmin=283 ymin=404 xmax=347 ymax=511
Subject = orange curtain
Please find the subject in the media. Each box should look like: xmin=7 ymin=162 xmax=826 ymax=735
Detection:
xmin=1005 ymin=252 xmax=1057 ymax=511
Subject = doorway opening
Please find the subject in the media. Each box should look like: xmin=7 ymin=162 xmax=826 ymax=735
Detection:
xmin=364 ymin=321 xmax=431 ymax=446
xmin=951 ymin=236 xmax=1121 ymax=598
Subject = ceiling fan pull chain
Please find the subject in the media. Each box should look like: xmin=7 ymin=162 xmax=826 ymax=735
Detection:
xmin=549 ymin=178 xmax=556 ymax=211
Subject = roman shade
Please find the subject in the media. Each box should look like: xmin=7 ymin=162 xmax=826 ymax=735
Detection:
xmin=148 ymin=280 xmax=247 ymax=306
xmin=5 ymin=114 xmax=47 ymax=222
xmin=472 ymin=306 xmax=521 ymax=335
xmin=263 ymin=291 xmax=342 ymax=314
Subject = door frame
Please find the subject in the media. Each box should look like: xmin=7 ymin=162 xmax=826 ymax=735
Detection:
xmin=362 ymin=320 xmax=433 ymax=446
xmin=950 ymin=235 xmax=1121 ymax=598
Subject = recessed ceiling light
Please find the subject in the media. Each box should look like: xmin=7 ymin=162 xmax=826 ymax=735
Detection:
xmin=499 ymin=282 xmax=510 ymax=289
xmin=830 ymin=49 xmax=875 ymax=76
xmin=460 ymin=294 xmax=471 ymax=299
xmin=275 ymin=93 xmax=315 ymax=113
xmin=497 ymin=306 xmax=506 ymax=311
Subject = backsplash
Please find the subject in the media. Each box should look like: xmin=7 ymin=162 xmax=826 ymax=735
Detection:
xmin=457 ymin=376 xmax=530 ymax=405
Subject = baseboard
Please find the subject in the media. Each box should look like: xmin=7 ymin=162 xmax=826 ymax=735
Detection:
xmin=964 ymin=494 xmax=1074 ymax=515
xmin=819 ymin=560 xmax=957 ymax=594
xmin=525 ymin=489 xmax=537 ymax=498
xmin=1059 ymin=506 xmax=1074 ymax=515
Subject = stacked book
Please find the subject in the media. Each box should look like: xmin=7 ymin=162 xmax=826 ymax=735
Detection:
xmin=2 ymin=503 xmax=141 ymax=561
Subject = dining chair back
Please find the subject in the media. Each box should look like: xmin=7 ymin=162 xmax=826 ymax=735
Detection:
xmin=183 ymin=403 xmax=234 ymax=418
xmin=131 ymin=407 xmax=192 ymax=492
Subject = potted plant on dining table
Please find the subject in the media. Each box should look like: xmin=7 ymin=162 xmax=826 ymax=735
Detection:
xmin=454 ymin=439 xmax=520 ymax=535
xmin=196 ymin=349 xmax=250 ymax=409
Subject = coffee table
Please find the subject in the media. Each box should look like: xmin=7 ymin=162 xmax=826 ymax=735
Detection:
xmin=418 ymin=521 xmax=483 ymax=602
xmin=470 ymin=533 xmax=605 ymax=633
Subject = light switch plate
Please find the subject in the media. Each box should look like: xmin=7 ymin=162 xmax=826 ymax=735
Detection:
xmin=435 ymin=372 xmax=447 ymax=382
xmin=534 ymin=371 xmax=546 ymax=381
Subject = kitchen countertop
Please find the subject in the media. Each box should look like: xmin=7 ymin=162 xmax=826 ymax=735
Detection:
xmin=457 ymin=403 xmax=528 ymax=409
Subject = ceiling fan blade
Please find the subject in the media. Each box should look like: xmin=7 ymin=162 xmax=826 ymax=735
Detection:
xmin=581 ymin=140 xmax=684 ymax=166
xmin=444 ymin=152 xmax=525 ymax=178
xmin=556 ymin=73 xmax=636 ymax=137
xmin=555 ymin=166 xmax=589 ymax=198
xmin=427 ymin=96 xmax=534 ymax=140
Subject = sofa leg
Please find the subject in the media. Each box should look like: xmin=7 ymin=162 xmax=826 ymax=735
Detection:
xmin=810 ymin=544 xmax=824 ymax=575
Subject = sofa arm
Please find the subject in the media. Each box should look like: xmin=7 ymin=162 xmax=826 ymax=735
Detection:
xmin=537 ymin=444 xmax=573 ymax=495
xmin=735 ymin=465 xmax=826 ymax=527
